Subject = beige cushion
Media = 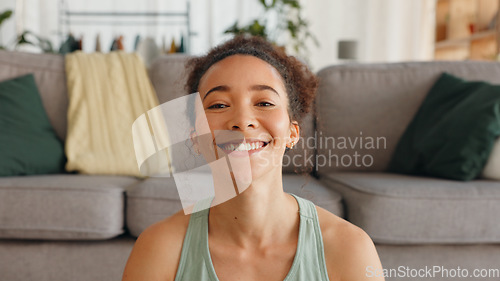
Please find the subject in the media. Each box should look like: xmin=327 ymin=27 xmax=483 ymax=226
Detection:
xmin=321 ymin=172 xmax=500 ymax=244
xmin=64 ymin=52 xmax=160 ymax=177
xmin=315 ymin=61 xmax=500 ymax=174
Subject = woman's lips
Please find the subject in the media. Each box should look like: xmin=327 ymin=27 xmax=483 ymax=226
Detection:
xmin=216 ymin=140 xmax=270 ymax=157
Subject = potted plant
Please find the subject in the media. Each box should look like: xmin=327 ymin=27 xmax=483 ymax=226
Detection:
xmin=224 ymin=0 xmax=318 ymax=60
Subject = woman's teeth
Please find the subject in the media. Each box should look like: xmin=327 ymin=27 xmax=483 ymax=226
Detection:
xmin=221 ymin=142 xmax=266 ymax=151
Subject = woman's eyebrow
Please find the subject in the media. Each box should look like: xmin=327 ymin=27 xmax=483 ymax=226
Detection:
xmin=250 ymin=84 xmax=280 ymax=98
xmin=203 ymin=85 xmax=229 ymax=100
xmin=203 ymin=84 xmax=280 ymax=100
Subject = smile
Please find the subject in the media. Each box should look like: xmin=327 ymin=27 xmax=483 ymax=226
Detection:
xmin=218 ymin=141 xmax=269 ymax=152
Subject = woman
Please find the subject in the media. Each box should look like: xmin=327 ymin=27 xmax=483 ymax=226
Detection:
xmin=123 ymin=36 xmax=385 ymax=281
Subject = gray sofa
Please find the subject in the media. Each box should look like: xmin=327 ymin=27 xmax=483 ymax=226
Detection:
xmin=0 ymin=50 xmax=499 ymax=280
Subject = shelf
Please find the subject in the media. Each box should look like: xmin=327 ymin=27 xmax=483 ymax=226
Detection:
xmin=435 ymin=29 xmax=496 ymax=49
xmin=434 ymin=0 xmax=500 ymax=61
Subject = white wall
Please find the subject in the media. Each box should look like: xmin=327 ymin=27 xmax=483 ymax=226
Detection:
xmin=302 ymin=0 xmax=436 ymax=71
xmin=0 ymin=0 xmax=16 ymax=49
xmin=5 ymin=0 xmax=264 ymax=55
xmin=3 ymin=0 xmax=435 ymax=70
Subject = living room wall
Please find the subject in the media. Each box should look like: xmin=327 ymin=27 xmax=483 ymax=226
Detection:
xmin=1 ymin=0 xmax=435 ymax=71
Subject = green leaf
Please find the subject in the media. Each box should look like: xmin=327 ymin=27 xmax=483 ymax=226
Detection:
xmin=0 ymin=10 xmax=13 ymax=26
xmin=287 ymin=20 xmax=298 ymax=38
xmin=259 ymin=0 xmax=276 ymax=9
xmin=282 ymin=0 xmax=300 ymax=9
xmin=224 ymin=21 xmax=243 ymax=34
xmin=15 ymin=30 xmax=55 ymax=53
xmin=248 ymin=20 xmax=267 ymax=38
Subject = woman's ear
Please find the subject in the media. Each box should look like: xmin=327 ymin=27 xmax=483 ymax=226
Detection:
xmin=287 ymin=121 xmax=300 ymax=149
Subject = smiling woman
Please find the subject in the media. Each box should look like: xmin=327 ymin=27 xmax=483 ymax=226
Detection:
xmin=122 ymin=36 xmax=385 ymax=281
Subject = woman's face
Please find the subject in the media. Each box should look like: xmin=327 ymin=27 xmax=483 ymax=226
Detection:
xmin=197 ymin=54 xmax=299 ymax=181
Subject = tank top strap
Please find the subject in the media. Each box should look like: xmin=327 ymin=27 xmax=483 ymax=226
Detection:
xmin=289 ymin=193 xmax=316 ymax=219
xmin=175 ymin=197 xmax=217 ymax=281
xmin=288 ymin=193 xmax=330 ymax=281
xmin=192 ymin=196 xmax=215 ymax=214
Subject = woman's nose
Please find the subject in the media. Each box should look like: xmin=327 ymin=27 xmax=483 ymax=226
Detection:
xmin=229 ymin=108 xmax=257 ymax=130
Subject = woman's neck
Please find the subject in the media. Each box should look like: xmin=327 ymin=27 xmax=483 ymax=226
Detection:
xmin=208 ymin=168 xmax=299 ymax=249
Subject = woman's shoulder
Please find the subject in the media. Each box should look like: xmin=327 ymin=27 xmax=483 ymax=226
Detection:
xmin=315 ymin=206 xmax=385 ymax=281
xmin=122 ymin=210 xmax=191 ymax=281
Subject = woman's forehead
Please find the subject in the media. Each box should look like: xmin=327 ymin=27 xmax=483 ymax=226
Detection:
xmin=198 ymin=54 xmax=285 ymax=91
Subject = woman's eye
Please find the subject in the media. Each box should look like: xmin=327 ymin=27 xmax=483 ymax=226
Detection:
xmin=257 ymin=101 xmax=275 ymax=107
xmin=207 ymin=103 xmax=228 ymax=109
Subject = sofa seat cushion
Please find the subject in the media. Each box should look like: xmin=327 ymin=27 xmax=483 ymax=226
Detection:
xmin=126 ymin=174 xmax=344 ymax=237
xmin=321 ymin=172 xmax=500 ymax=244
xmin=376 ymin=244 xmax=500 ymax=280
xmin=0 ymin=175 xmax=138 ymax=240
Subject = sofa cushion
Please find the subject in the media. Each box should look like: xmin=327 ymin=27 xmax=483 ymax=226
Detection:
xmin=0 ymin=235 xmax=135 ymax=281
xmin=376 ymin=244 xmax=500 ymax=280
xmin=388 ymin=73 xmax=500 ymax=181
xmin=321 ymin=172 xmax=500 ymax=244
xmin=126 ymin=176 xmax=181 ymax=237
xmin=315 ymin=61 xmax=500 ymax=174
xmin=0 ymin=74 xmax=66 ymax=176
xmin=0 ymin=175 xmax=138 ymax=240
xmin=0 ymin=50 xmax=67 ymax=141
xmin=126 ymin=174 xmax=343 ymax=237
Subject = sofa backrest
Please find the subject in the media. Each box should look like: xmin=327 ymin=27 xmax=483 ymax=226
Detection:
xmin=315 ymin=61 xmax=500 ymax=175
xmin=149 ymin=54 xmax=191 ymax=103
xmin=0 ymin=51 xmax=314 ymax=174
xmin=0 ymin=50 xmax=68 ymax=141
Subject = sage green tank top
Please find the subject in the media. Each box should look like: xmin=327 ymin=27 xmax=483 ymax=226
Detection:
xmin=174 ymin=194 xmax=330 ymax=281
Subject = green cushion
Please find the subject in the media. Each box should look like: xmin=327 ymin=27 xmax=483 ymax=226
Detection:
xmin=388 ymin=72 xmax=500 ymax=181
xmin=0 ymin=74 xmax=66 ymax=176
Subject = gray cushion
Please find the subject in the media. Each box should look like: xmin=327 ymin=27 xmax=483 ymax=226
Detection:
xmin=0 ymin=50 xmax=67 ymax=141
xmin=126 ymin=174 xmax=343 ymax=237
xmin=376 ymin=244 xmax=500 ymax=281
xmin=0 ymin=235 xmax=135 ymax=281
xmin=126 ymin=176 xmax=181 ymax=237
xmin=315 ymin=61 xmax=500 ymax=174
xmin=283 ymin=174 xmax=343 ymax=217
xmin=321 ymin=172 xmax=500 ymax=244
xmin=0 ymin=175 xmax=138 ymax=240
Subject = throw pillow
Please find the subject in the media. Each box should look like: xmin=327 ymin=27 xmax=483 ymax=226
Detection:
xmin=482 ymin=137 xmax=500 ymax=180
xmin=388 ymin=72 xmax=500 ymax=181
xmin=0 ymin=74 xmax=66 ymax=176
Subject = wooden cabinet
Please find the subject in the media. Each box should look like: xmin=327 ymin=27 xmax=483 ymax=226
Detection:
xmin=434 ymin=0 xmax=500 ymax=60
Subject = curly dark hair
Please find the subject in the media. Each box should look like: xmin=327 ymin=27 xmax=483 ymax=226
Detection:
xmin=185 ymin=36 xmax=318 ymax=124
